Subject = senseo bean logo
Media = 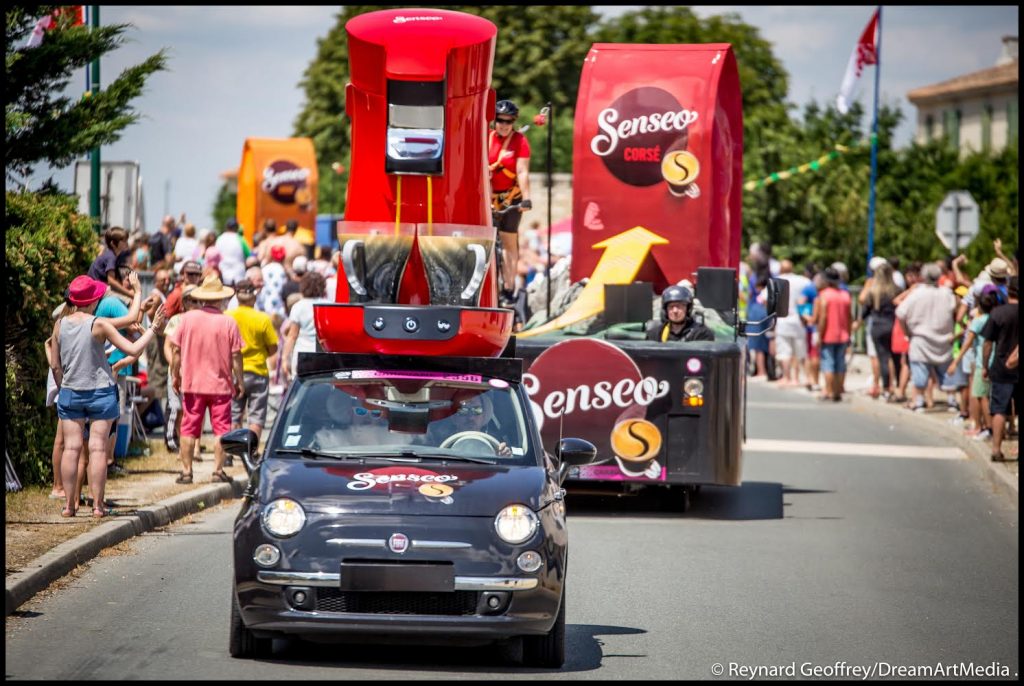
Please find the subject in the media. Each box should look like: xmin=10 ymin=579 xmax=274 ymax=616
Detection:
xmin=347 ymin=467 xmax=459 ymax=491
xmin=523 ymin=339 xmax=669 ymax=463
xmin=262 ymin=159 xmax=312 ymax=206
xmin=589 ymin=86 xmax=699 ymax=187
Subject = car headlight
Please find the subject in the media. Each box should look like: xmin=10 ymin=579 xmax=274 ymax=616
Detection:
xmin=684 ymin=377 xmax=704 ymax=396
xmin=262 ymin=498 xmax=306 ymax=538
xmin=494 ymin=504 xmax=539 ymax=544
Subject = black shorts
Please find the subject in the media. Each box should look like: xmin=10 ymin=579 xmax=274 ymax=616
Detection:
xmin=989 ymin=381 xmax=1019 ymax=416
xmin=494 ymin=199 xmax=524 ymax=234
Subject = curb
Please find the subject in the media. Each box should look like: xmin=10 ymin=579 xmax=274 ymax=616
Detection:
xmin=846 ymin=392 xmax=1019 ymax=502
xmin=5 ymin=475 xmax=246 ymax=616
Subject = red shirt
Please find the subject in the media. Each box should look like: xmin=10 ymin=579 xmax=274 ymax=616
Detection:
xmin=170 ymin=306 xmax=243 ymax=395
xmin=488 ymin=130 xmax=530 ymax=192
xmin=819 ymin=287 xmax=852 ymax=344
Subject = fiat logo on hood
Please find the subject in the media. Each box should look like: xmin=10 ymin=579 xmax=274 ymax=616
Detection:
xmin=388 ymin=533 xmax=410 ymax=554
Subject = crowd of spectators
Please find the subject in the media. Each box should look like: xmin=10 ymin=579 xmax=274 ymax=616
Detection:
xmin=740 ymin=240 xmax=1018 ymax=462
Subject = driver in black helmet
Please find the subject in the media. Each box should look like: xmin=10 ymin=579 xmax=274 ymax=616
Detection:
xmin=488 ymin=99 xmax=532 ymax=305
xmin=646 ymin=285 xmax=715 ymax=342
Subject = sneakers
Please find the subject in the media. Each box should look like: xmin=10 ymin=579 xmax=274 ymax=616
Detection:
xmin=972 ymin=429 xmax=992 ymax=441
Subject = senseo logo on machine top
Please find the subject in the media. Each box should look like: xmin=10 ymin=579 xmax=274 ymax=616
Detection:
xmin=262 ymin=159 xmax=312 ymax=206
xmin=589 ymin=86 xmax=701 ymax=194
xmin=523 ymin=339 xmax=669 ymax=429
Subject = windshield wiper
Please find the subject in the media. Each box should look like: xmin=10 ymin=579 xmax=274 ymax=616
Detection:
xmin=402 ymin=450 xmax=496 ymax=465
xmin=275 ymin=447 xmax=361 ymax=460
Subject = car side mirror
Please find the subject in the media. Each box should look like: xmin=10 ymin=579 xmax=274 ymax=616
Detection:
xmin=558 ymin=437 xmax=597 ymax=467
xmin=765 ymin=277 xmax=790 ymax=318
xmin=221 ymin=428 xmax=259 ymax=475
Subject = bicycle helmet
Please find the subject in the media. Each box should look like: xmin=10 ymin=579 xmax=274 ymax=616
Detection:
xmin=495 ymin=100 xmax=519 ymax=118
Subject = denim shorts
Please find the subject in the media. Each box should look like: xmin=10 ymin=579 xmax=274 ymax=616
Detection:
xmin=56 ymin=385 xmax=119 ymax=421
xmin=910 ymin=361 xmax=949 ymax=390
xmin=820 ymin=343 xmax=848 ymax=374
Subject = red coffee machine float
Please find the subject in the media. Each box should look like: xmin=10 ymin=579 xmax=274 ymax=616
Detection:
xmin=314 ymin=8 xmax=513 ymax=357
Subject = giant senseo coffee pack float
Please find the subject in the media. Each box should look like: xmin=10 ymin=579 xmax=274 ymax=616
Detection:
xmin=570 ymin=44 xmax=743 ymax=289
xmin=237 ymin=138 xmax=318 ymax=248
xmin=313 ymin=8 xmax=512 ymax=358
xmin=519 ymin=44 xmax=745 ymax=485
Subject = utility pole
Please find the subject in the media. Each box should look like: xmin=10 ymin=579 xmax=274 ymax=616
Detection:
xmin=88 ymin=6 xmax=101 ymax=234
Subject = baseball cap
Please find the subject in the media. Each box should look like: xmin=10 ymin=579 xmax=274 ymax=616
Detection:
xmin=182 ymin=260 xmax=203 ymax=275
xmin=293 ymin=256 xmax=308 ymax=274
xmin=868 ymin=256 xmax=888 ymax=272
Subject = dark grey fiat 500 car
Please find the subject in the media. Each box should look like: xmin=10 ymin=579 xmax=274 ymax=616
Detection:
xmin=224 ymin=353 xmax=595 ymax=667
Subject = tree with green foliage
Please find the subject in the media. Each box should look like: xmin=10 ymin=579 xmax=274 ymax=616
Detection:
xmin=5 ymin=5 xmax=167 ymax=487
xmin=6 ymin=5 xmax=167 ymax=184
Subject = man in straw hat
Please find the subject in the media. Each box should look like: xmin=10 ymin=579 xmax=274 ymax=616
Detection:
xmin=168 ymin=274 xmax=244 ymax=484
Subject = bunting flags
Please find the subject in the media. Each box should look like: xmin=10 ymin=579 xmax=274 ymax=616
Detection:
xmin=744 ymin=145 xmax=852 ymax=192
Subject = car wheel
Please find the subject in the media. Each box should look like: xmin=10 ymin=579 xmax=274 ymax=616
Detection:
xmin=229 ymin=590 xmax=272 ymax=659
xmin=522 ymin=586 xmax=565 ymax=668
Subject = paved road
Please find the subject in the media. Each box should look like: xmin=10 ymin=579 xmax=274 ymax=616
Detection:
xmin=5 ymin=382 xmax=1018 ymax=679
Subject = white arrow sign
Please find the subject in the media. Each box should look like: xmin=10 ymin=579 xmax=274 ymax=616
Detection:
xmin=935 ymin=190 xmax=979 ymax=253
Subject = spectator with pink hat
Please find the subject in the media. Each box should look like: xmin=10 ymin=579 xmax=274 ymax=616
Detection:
xmin=49 ymin=275 xmax=167 ymax=518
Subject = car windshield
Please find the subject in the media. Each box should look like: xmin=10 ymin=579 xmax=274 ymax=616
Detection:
xmin=275 ymin=370 xmax=532 ymax=463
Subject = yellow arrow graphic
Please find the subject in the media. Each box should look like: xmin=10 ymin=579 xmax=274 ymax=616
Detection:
xmin=518 ymin=225 xmax=669 ymax=338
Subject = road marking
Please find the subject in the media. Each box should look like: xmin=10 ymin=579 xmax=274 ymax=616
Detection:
xmin=744 ymin=438 xmax=964 ymax=460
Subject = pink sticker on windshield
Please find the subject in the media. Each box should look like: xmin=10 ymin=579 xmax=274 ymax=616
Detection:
xmin=351 ymin=370 xmax=483 ymax=383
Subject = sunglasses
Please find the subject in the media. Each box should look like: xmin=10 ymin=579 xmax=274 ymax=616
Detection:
xmin=184 ymin=271 xmax=202 ymax=278
xmin=495 ymin=118 xmax=516 ymax=124
xmin=457 ymin=404 xmax=483 ymax=416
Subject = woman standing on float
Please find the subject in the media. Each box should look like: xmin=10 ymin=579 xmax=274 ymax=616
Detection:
xmin=488 ymin=99 xmax=532 ymax=305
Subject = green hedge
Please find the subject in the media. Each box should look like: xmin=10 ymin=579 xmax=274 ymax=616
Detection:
xmin=5 ymin=190 xmax=97 ymax=486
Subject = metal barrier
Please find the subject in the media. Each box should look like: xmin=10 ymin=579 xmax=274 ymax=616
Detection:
xmin=848 ymin=285 xmax=865 ymax=354
xmin=137 ymin=270 xmax=155 ymax=302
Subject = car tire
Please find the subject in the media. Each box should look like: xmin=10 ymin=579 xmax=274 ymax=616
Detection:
xmin=522 ymin=586 xmax=565 ymax=668
xmin=229 ymin=590 xmax=272 ymax=659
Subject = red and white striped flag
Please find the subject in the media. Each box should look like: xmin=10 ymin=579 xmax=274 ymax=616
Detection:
xmin=836 ymin=9 xmax=880 ymax=114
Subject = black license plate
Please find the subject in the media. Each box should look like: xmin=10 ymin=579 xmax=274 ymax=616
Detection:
xmin=339 ymin=562 xmax=455 ymax=592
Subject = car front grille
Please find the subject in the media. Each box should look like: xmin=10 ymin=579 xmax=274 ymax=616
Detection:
xmin=315 ymin=589 xmax=480 ymax=616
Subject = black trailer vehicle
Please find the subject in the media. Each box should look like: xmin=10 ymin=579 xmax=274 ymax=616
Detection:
xmin=222 ymin=352 xmax=596 ymax=666
xmin=516 ymin=268 xmax=789 ymax=509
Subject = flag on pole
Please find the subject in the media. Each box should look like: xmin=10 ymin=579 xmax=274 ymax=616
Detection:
xmin=836 ymin=9 xmax=880 ymax=114
xmin=24 ymin=14 xmax=53 ymax=48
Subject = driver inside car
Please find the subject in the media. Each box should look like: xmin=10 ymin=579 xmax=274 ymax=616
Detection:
xmin=432 ymin=394 xmax=512 ymax=456
xmin=311 ymin=387 xmax=387 ymax=449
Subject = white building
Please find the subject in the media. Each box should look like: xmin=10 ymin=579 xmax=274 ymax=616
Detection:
xmin=907 ymin=36 xmax=1018 ymax=156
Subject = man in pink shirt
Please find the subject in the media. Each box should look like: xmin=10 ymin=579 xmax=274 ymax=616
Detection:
xmin=169 ymin=275 xmax=244 ymax=484
xmin=813 ymin=266 xmax=852 ymax=402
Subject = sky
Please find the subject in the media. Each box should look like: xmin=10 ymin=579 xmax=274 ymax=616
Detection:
xmin=18 ymin=5 xmax=1020 ymax=234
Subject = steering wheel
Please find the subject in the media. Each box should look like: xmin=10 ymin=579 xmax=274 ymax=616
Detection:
xmin=440 ymin=431 xmax=502 ymax=455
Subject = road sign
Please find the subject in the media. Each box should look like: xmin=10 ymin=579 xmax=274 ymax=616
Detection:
xmin=935 ymin=190 xmax=979 ymax=253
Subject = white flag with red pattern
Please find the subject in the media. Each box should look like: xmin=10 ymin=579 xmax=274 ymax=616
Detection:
xmin=836 ymin=9 xmax=880 ymax=114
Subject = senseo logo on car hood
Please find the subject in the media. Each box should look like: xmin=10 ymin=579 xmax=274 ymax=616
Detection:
xmin=346 ymin=467 xmax=459 ymax=491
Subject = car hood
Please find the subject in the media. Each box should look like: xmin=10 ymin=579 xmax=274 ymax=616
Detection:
xmin=259 ymin=457 xmax=550 ymax=516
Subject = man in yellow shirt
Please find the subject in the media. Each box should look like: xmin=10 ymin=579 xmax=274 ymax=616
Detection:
xmin=226 ymin=279 xmax=279 ymax=440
